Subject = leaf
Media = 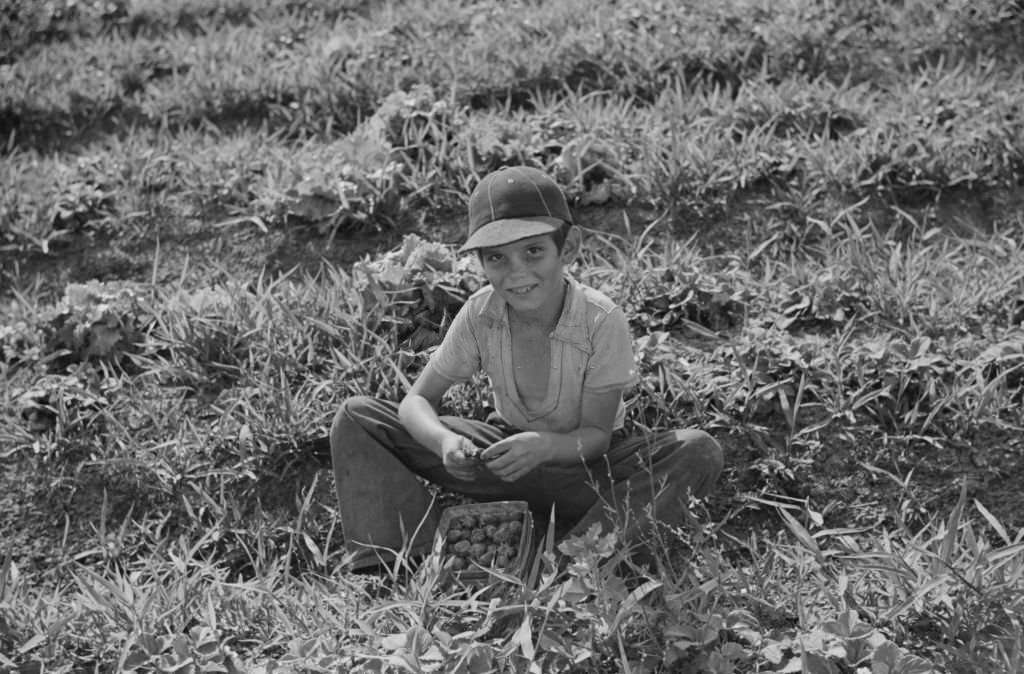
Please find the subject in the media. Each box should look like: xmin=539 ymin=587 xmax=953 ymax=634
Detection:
xmin=512 ymin=615 xmax=534 ymax=661
xmin=84 ymin=322 xmax=124 ymax=358
xmin=381 ymin=654 xmax=419 ymax=673
xmin=172 ymin=634 xmax=190 ymax=659
xmin=609 ymin=579 xmax=662 ymax=634
xmin=974 ymin=499 xmax=1011 ymax=545
xmin=0 ymin=555 xmax=18 ymax=599
xmin=381 ymin=633 xmax=407 ymax=652
xmin=760 ymin=640 xmax=787 ymax=665
xmin=801 ymin=650 xmax=839 ymax=674
xmin=579 ymin=181 xmax=612 ymax=206
xmin=822 ymin=610 xmax=861 ymax=639
xmin=718 ymin=641 xmax=750 ymax=660
xmin=287 ymin=190 xmax=341 ymax=222
xmin=302 ymin=533 xmax=323 ymax=564
xmin=451 ymin=643 xmax=496 ymax=674
xmin=937 ymin=481 xmax=968 ymax=572
xmin=122 ymin=647 xmax=152 ymax=670
xmin=872 ymin=641 xmax=901 ymax=671
xmin=17 ymin=633 xmax=46 ymax=654
xmin=778 ymin=508 xmax=822 ymax=560
xmin=420 ymin=644 xmax=444 ymax=662
xmin=136 ymin=632 xmax=169 ymax=656
xmin=158 ymin=653 xmax=195 ymax=673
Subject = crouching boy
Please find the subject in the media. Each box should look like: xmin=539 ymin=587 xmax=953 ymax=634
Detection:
xmin=330 ymin=166 xmax=723 ymax=569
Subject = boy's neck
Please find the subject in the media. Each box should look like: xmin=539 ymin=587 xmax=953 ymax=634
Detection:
xmin=508 ymin=278 xmax=568 ymax=331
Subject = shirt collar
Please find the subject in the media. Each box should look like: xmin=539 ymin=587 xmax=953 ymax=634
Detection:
xmin=477 ymin=276 xmax=590 ymax=350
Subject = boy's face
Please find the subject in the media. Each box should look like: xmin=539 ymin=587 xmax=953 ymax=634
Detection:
xmin=477 ymin=233 xmax=567 ymax=315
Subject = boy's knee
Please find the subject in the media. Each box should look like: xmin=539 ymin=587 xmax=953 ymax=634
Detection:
xmin=339 ymin=394 xmax=375 ymax=418
xmin=672 ymin=429 xmax=723 ymax=469
xmin=330 ymin=395 xmax=375 ymax=454
xmin=667 ymin=429 xmax=724 ymax=492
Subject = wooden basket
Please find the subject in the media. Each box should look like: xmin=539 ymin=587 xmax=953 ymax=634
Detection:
xmin=429 ymin=500 xmax=535 ymax=586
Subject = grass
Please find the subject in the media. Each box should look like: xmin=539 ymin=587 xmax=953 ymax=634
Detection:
xmin=2 ymin=0 xmax=1024 ymax=671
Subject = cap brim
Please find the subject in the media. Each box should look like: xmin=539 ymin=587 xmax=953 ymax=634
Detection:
xmin=458 ymin=217 xmax=564 ymax=253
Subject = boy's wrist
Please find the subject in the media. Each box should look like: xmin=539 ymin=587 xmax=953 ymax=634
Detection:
xmin=434 ymin=428 xmax=462 ymax=457
xmin=529 ymin=431 xmax=558 ymax=465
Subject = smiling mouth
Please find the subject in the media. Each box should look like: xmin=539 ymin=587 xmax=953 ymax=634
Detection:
xmin=508 ymin=284 xmax=538 ymax=296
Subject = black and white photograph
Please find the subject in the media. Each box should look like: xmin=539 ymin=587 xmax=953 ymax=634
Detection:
xmin=2 ymin=1 xmax=1023 ymax=671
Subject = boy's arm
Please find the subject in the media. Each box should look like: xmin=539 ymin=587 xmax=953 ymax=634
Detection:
xmin=537 ymin=386 xmax=622 ymax=463
xmin=481 ymin=386 xmax=623 ymax=482
xmin=398 ymin=361 xmax=456 ymax=455
xmin=398 ymin=362 xmax=478 ymax=480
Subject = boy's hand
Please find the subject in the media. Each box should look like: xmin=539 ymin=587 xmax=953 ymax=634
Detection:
xmin=481 ymin=432 xmax=549 ymax=482
xmin=440 ymin=434 xmax=479 ymax=481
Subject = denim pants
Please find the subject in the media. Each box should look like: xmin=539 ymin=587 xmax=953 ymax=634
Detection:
xmin=330 ymin=395 xmax=724 ymax=563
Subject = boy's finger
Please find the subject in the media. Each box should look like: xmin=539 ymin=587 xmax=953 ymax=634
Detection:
xmin=494 ymin=459 xmax=524 ymax=481
xmin=484 ymin=453 xmax=512 ymax=472
xmin=481 ymin=447 xmax=507 ymax=461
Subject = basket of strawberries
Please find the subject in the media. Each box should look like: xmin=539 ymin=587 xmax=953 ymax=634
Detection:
xmin=431 ymin=500 xmax=535 ymax=585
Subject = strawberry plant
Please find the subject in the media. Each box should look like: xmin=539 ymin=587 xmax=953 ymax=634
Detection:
xmin=974 ymin=333 xmax=1024 ymax=408
xmin=744 ymin=613 xmax=934 ymax=674
xmin=0 ymin=156 xmax=117 ymax=253
xmin=42 ymin=280 xmax=149 ymax=372
xmin=461 ymin=114 xmax=553 ymax=175
xmin=0 ymin=320 xmax=43 ymax=367
xmin=371 ymin=84 xmax=455 ymax=160
xmin=276 ymin=151 xmax=404 ymax=237
xmin=121 ymin=625 xmax=244 ymax=673
xmin=353 ymin=234 xmax=484 ymax=351
xmin=13 ymin=370 xmax=109 ymax=436
xmin=49 ymin=177 xmax=114 ymax=233
xmin=270 ymin=86 xmax=458 ymax=237
xmin=625 ymin=267 xmax=747 ymax=334
xmin=845 ymin=335 xmax=959 ymax=432
xmin=771 ymin=267 xmax=873 ymax=332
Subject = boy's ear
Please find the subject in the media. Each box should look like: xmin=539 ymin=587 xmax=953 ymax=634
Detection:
xmin=560 ymin=225 xmax=581 ymax=262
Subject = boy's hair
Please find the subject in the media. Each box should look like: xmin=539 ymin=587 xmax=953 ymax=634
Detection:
xmin=550 ymin=221 xmax=573 ymax=251
xmin=476 ymin=221 xmax=573 ymax=264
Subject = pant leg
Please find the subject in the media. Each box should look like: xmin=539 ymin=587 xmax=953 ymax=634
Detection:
xmin=563 ymin=428 xmax=724 ymax=544
xmin=329 ymin=395 xmax=555 ymax=561
xmin=329 ymin=396 xmax=437 ymax=563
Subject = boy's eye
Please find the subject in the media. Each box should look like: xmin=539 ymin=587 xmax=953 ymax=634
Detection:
xmin=485 ymin=253 xmax=504 ymax=263
xmin=527 ymin=246 xmax=543 ymax=255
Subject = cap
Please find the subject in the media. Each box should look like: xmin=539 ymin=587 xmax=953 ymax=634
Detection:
xmin=459 ymin=166 xmax=572 ymax=253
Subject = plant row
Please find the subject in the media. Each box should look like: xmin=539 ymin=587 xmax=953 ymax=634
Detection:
xmin=1 ymin=0 xmax=367 ymax=64
xmin=4 ymin=0 xmax=1023 ymax=150
xmin=4 ymin=63 xmax=1023 ymax=254
xmin=4 ymin=227 xmax=1022 ymax=457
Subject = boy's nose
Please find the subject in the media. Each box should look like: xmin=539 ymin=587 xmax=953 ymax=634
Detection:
xmin=507 ymin=253 xmax=529 ymax=273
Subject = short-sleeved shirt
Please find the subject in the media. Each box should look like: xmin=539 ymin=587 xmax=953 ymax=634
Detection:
xmin=429 ymin=276 xmax=636 ymax=433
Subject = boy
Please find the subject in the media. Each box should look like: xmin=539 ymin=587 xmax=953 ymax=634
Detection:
xmin=330 ymin=166 xmax=723 ymax=569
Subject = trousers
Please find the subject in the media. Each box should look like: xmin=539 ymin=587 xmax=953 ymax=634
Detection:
xmin=329 ymin=395 xmax=723 ymax=562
